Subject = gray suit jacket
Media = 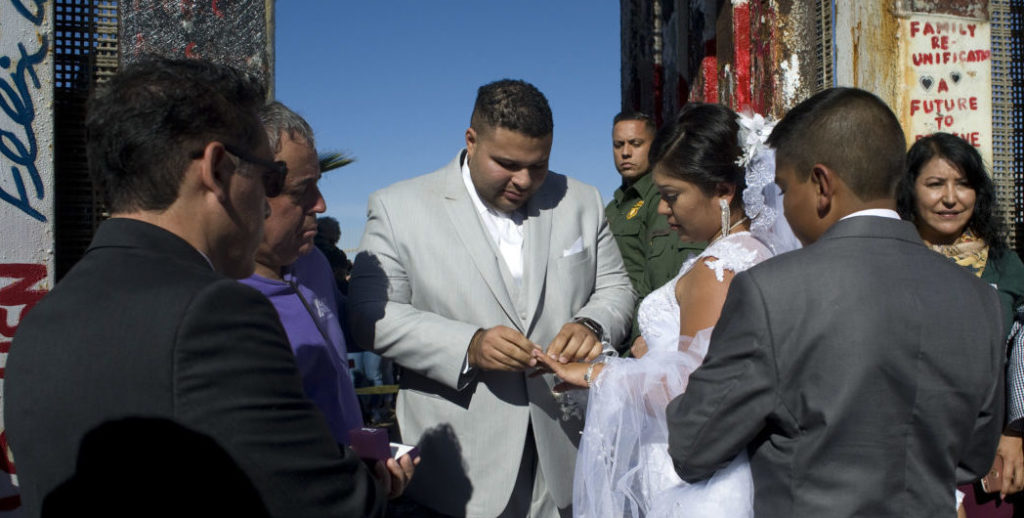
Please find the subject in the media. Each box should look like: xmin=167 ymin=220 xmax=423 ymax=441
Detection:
xmin=666 ymin=216 xmax=1004 ymax=517
xmin=348 ymin=151 xmax=635 ymax=517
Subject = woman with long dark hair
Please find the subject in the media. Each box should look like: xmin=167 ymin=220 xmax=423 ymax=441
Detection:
xmin=897 ymin=132 xmax=1024 ymax=516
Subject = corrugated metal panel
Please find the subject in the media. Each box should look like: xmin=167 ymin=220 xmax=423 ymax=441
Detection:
xmin=991 ymin=0 xmax=1024 ymax=253
xmin=53 ymin=0 xmax=115 ymax=280
xmin=814 ymin=0 xmax=833 ymax=92
xmin=991 ymin=0 xmax=1019 ymax=250
xmin=621 ymin=0 xmax=658 ymax=116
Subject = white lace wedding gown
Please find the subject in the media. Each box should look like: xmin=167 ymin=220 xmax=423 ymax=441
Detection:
xmin=575 ymin=232 xmax=773 ymax=518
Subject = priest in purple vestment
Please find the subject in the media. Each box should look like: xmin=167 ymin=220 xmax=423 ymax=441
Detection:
xmin=239 ymin=101 xmax=363 ymax=444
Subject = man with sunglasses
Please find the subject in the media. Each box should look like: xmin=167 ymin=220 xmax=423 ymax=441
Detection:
xmin=220 ymin=142 xmax=289 ymax=197
xmin=237 ymin=102 xmax=414 ymax=463
xmin=4 ymin=59 xmax=394 ymax=517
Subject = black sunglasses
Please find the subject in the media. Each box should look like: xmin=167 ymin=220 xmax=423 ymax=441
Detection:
xmin=221 ymin=143 xmax=288 ymax=198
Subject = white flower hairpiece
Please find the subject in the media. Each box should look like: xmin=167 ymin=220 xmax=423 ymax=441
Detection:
xmin=735 ymin=112 xmax=775 ymax=168
xmin=736 ymin=111 xmax=779 ymax=238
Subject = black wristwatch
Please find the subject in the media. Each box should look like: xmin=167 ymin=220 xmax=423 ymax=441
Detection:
xmin=572 ymin=317 xmax=604 ymax=341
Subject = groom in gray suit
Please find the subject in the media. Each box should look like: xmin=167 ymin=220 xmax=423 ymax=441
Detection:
xmin=348 ymin=79 xmax=634 ymax=517
xmin=666 ymin=88 xmax=1005 ymax=516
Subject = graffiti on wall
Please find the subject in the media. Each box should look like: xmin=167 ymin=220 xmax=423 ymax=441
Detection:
xmin=121 ymin=1 xmax=270 ymax=85
xmin=1 ymin=0 xmax=54 ymax=511
xmin=0 ymin=263 xmax=48 ymax=510
xmin=0 ymin=0 xmax=49 ymax=222
xmin=902 ymin=15 xmax=992 ymax=163
xmin=0 ymin=264 xmax=47 ymax=341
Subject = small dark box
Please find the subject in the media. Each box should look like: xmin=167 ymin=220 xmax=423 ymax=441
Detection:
xmin=348 ymin=427 xmax=390 ymax=461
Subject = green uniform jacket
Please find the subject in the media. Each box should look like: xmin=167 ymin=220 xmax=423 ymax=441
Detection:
xmin=605 ymin=173 xmax=705 ymax=350
xmin=980 ymin=248 xmax=1024 ymax=337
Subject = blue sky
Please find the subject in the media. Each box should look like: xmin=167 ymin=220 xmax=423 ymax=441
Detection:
xmin=274 ymin=2 xmax=623 ymax=250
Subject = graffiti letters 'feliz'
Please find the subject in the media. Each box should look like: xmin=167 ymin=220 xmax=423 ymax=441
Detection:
xmin=0 ymin=0 xmax=49 ymax=222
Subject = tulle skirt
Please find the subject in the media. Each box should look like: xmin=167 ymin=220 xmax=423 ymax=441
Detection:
xmin=574 ymin=335 xmax=754 ymax=518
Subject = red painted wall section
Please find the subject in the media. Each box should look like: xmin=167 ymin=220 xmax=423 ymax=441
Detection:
xmin=703 ymin=56 xmax=719 ymax=103
xmin=748 ymin=0 xmax=777 ymax=115
xmin=0 ymin=263 xmax=49 ymax=510
xmin=732 ymin=2 xmax=752 ymax=110
xmin=0 ymin=264 xmax=47 ymax=342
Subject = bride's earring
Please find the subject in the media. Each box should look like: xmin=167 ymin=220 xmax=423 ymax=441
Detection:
xmin=720 ymin=198 xmax=730 ymax=238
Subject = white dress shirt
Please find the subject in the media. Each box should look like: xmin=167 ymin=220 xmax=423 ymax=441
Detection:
xmin=461 ymin=155 xmax=525 ymax=286
xmin=840 ymin=208 xmax=900 ymax=220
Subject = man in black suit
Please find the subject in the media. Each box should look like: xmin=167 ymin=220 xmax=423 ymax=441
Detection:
xmin=4 ymin=59 xmax=410 ymax=517
xmin=666 ymin=88 xmax=1005 ymax=516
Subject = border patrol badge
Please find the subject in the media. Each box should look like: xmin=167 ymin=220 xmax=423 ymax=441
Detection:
xmin=626 ymin=200 xmax=644 ymax=220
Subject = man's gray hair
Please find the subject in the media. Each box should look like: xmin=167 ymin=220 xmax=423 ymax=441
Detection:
xmin=259 ymin=101 xmax=315 ymax=153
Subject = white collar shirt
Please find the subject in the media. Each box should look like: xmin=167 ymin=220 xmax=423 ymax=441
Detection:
xmin=840 ymin=208 xmax=901 ymax=220
xmin=461 ymin=154 xmax=525 ymax=286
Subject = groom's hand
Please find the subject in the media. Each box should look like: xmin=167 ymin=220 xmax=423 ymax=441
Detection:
xmin=546 ymin=322 xmax=602 ymax=363
xmin=468 ymin=325 xmax=540 ymax=371
xmin=532 ymin=352 xmax=597 ymax=390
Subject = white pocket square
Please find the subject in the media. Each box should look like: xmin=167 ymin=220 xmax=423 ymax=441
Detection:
xmin=562 ymin=236 xmax=584 ymax=257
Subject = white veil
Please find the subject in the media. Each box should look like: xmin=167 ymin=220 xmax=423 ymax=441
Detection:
xmin=736 ymin=113 xmax=801 ymax=255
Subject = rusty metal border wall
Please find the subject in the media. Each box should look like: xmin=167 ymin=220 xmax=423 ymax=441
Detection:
xmin=814 ymin=0 xmax=834 ymax=93
xmin=94 ymin=1 xmax=118 ymax=83
xmin=991 ymin=0 xmax=1023 ymax=252
xmin=53 ymin=0 xmax=116 ymax=279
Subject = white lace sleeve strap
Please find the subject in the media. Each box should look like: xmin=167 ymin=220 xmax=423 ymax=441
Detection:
xmin=700 ymin=235 xmax=769 ymax=282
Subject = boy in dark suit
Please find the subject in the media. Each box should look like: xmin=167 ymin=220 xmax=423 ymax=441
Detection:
xmin=667 ymin=88 xmax=1004 ymax=517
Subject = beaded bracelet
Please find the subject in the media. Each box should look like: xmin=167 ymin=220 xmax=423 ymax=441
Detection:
xmin=583 ymin=356 xmax=608 ymax=387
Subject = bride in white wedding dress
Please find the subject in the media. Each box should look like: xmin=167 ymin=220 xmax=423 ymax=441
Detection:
xmin=535 ymin=104 xmax=798 ymax=518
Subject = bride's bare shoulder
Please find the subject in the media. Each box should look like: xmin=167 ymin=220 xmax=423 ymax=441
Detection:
xmin=675 ymin=256 xmax=735 ymax=336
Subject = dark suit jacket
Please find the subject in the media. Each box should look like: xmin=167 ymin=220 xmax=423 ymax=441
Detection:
xmin=4 ymin=218 xmax=385 ymax=518
xmin=667 ymin=216 xmax=1005 ymax=517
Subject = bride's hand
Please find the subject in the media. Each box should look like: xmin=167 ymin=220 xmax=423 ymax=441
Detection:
xmin=630 ymin=336 xmax=648 ymax=358
xmin=532 ymin=351 xmax=603 ymax=391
